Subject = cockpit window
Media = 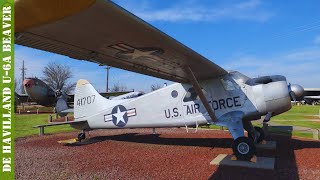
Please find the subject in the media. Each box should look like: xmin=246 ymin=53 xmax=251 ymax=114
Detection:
xmin=229 ymin=71 xmax=250 ymax=84
xmin=221 ymin=79 xmax=236 ymax=91
xmin=183 ymin=87 xmax=207 ymax=102
xmin=183 ymin=88 xmax=197 ymax=102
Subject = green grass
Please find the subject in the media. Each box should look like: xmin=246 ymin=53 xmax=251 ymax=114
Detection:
xmin=15 ymin=114 xmax=75 ymax=138
xmin=267 ymin=126 xmax=313 ymax=139
xmin=272 ymin=106 xmax=320 ymax=129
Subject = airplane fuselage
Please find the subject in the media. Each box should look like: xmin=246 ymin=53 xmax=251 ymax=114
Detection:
xmin=23 ymin=78 xmax=56 ymax=106
xmin=73 ymin=71 xmax=292 ymax=130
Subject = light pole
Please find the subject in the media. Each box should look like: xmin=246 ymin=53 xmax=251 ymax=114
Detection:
xmin=106 ymin=66 xmax=111 ymax=93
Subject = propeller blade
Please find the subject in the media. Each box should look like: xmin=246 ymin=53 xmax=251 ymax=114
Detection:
xmin=289 ymin=91 xmax=296 ymax=102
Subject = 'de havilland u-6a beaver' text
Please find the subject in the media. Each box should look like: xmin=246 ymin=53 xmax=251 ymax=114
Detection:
xmin=15 ymin=0 xmax=304 ymax=161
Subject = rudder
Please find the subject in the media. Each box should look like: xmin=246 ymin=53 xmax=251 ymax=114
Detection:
xmin=74 ymin=79 xmax=108 ymax=119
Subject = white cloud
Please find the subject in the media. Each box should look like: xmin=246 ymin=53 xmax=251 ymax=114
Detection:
xmin=221 ymin=47 xmax=320 ymax=88
xmin=115 ymin=0 xmax=273 ymax=22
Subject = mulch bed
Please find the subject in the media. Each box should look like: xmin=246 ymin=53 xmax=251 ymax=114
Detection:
xmin=15 ymin=128 xmax=320 ymax=179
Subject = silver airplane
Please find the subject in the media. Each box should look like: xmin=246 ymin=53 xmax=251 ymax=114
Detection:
xmin=15 ymin=0 xmax=304 ymax=161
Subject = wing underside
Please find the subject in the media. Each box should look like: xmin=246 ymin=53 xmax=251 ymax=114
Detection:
xmin=15 ymin=0 xmax=227 ymax=83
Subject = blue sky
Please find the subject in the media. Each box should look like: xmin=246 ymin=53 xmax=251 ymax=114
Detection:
xmin=15 ymin=0 xmax=320 ymax=92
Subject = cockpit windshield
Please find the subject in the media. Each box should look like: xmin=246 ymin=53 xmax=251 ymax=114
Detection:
xmin=229 ymin=71 xmax=250 ymax=84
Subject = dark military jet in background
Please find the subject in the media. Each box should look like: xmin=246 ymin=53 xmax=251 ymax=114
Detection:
xmin=303 ymin=88 xmax=320 ymax=105
xmin=15 ymin=78 xmax=134 ymax=116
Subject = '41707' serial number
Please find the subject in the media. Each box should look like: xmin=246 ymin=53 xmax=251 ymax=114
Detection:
xmin=76 ymin=95 xmax=95 ymax=106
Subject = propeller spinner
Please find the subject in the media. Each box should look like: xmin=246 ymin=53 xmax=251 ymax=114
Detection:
xmin=288 ymin=84 xmax=304 ymax=102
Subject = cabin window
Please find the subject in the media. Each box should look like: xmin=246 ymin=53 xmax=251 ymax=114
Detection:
xmin=221 ymin=79 xmax=236 ymax=91
xmin=183 ymin=87 xmax=207 ymax=102
xmin=171 ymin=90 xmax=178 ymax=98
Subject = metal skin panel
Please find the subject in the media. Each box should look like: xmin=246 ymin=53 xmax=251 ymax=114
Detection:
xmin=73 ymin=72 xmax=292 ymax=134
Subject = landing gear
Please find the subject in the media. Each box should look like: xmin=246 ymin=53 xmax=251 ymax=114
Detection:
xmin=254 ymin=127 xmax=265 ymax=143
xmin=243 ymin=120 xmax=266 ymax=143
xmin=77 ymin=131 xmax=86 ymax=142
xmin=232 ymin=137 xmax=256 ymax=161
xmin=247 ymin=126 xmax=266 ymax=143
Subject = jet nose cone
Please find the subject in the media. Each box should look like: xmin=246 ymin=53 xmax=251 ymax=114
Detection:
xmin=23 ymin=79 xmax=34 ymax=89
xmin=290 ymin=84 xmax=304 ymax=99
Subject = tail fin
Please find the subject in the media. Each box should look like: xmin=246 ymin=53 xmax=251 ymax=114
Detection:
xmin=74 ymin=79 xmax=108 ymax=119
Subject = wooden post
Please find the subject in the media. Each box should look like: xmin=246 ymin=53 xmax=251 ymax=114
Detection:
xmin=48 ymin=115 xmax=52 ymax=123
xmin=313 ymin=129 xmax=319 ymax=140
xmin=39 ymin=127 xmax=44 ymax=136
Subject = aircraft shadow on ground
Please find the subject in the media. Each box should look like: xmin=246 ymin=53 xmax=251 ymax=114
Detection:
xmin=65 ymin=133 xmax=233 ymax=148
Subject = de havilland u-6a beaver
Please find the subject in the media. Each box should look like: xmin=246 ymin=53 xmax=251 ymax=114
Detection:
xmin=15 ymin=0 xmax=305 ymax=161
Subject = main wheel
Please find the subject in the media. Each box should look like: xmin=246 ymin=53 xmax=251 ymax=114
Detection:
xmin=77 ymin=132 xmax=86 ymax=142
xmin=254 ymin=127 xmax=265 ymax=143
xmin=232 ymin=137 xmax=255 ymax=161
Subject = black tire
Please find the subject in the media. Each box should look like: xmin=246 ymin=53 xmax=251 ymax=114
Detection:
xmin=254 ymin=127 xmax=265 ymax=143
xmin=232 ymin=137 xmax=256 ymax=161
xmin=77 ymin=133 xmax=86 ymax=142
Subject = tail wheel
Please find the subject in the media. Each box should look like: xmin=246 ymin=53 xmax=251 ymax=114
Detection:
xmin=78 ymin=132 xmax=86 ymax=142
xmin=254 ymin=127 xmax=265 ymax=143
xmin=232 ymin=137 xmax=255 ymax=161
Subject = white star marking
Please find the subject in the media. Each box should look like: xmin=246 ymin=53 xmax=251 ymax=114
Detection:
xmin=112 ymin=107 xmax=127 ymax=125
xmin=123 ymin=49 xmax=161 ymax=60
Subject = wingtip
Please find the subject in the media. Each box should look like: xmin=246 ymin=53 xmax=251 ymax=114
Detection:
xmin=76 ymin=79 xmax=90 ymax=87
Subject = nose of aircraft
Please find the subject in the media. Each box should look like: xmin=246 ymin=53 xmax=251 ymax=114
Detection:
xmin=23 ymin=79 xmax=34 ymax=89
xmin=288 ymin=84 xmax=304 ymax=101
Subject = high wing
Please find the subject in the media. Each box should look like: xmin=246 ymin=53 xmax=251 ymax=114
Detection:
xmin=15 ymin=0 xmax=227 ymax=83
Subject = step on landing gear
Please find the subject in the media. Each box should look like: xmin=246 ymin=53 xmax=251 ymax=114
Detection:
xmin=77 ymin=131 xmax=86 ymax=142
xmin=232 ymin=137 xmax=256 ymax=161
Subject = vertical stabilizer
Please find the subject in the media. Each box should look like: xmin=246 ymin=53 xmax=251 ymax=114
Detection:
xmin=74 ymin=79 xmax=108 ymax=119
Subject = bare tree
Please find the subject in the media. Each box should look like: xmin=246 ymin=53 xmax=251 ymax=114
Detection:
xmin=110 ymin=82 xmax=127 ymax=92
xmin=150 ymin=83 xmax=161 ymax=91
xmin=42 ymin=62 xmax=76 ymax=93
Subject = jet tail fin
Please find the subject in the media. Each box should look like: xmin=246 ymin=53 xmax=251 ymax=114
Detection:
xmin=74 ymin=79 xmax=108 ymax=119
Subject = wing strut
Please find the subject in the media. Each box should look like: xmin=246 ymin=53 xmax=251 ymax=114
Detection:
xmin=186 ymin=67 xmax=217 ymax=122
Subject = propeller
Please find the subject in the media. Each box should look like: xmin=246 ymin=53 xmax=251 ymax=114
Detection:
xmin=55 ymin=87 xmax=69 ymax=117
xmin=55 ymin=89 xmax=63 ymax=98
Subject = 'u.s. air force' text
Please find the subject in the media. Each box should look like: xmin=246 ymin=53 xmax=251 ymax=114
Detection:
xmin=164 ymin=96 xmax=241 ymax=118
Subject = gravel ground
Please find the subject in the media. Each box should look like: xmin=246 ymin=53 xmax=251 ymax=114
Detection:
xmin=15 ymin=128 xmax=320 ymax=180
